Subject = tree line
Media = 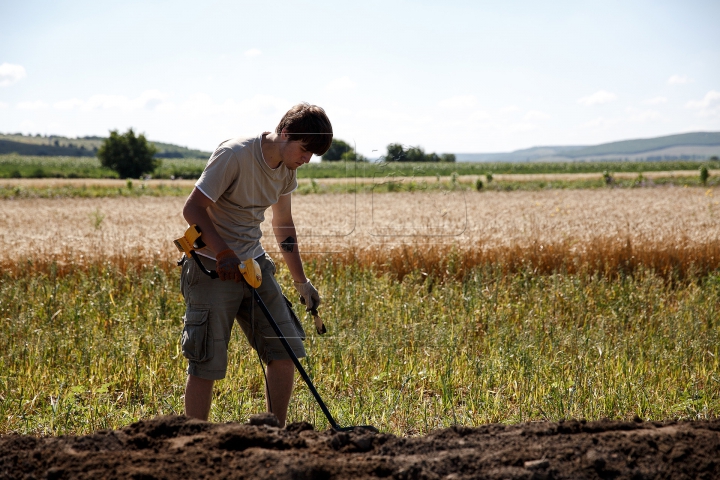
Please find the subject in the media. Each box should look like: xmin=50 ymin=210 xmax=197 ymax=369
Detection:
xmin=96 ymin=131 xmax=459 ymax=179
xmin=322 ymin=139 xmax=455 ymax=163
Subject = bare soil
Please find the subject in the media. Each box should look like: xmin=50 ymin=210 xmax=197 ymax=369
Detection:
xmin=1 ymin=415 xmax=718 ymax=479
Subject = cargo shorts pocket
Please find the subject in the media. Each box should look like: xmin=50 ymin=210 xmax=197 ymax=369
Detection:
xmin=181 ymin=308 xmax=213 ymax=362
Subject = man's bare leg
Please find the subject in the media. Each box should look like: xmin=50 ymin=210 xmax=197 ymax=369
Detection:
xmin=185 ymin=374 xmax=214 ymax=420
xmin=265 ymin=359 xmax=295 ymax=427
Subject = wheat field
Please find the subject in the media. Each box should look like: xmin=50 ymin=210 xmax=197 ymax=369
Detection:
xmin=2 ymin=186 xmax=719 ymax=278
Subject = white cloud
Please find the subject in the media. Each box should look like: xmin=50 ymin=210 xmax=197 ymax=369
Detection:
xmin=524 ymin=110 xmax=551 ymax=121
xmin=244 ymin=48 xmax=262 ymax=57
xmin=644 ymin=96 xmax=667 ymax=105
xmin=686 ymin=90 xmax=720 ymax=109
xmin=437 ymin=95 xmax=476 ymax=108
xmin=686 ymin=90 xmax=720 ymax=117
xmin=325 ymin=76 xmax=357 ymax=91
xmin=577 ymin=90 xmax=617 ymax=106
xmin=0 ymin=63 xmax=26 ymax=87
xmin=668 ymin=74 xmax=692 ymax=85
xmin=0 ymin=101 xmax=8 ymax=109
xmin=17 ymin=100 xmax=49 ymax=110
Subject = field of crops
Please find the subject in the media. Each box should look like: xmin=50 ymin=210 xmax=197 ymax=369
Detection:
xmin=2 ymin=187 xmax=719 ymax=436
xmin=2 ymin=153 xmax=718 ymax=181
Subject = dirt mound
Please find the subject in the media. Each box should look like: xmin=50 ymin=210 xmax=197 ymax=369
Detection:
xmin=1 ymin=415 xmax=719 ymax=479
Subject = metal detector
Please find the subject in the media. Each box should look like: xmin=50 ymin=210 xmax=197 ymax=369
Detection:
xmin=175 ymin=225 xmax=378 ymax=433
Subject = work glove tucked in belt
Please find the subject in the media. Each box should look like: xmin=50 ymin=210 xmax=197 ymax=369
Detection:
xmin=216 ymin=249 xmax=242 ymax=282
xmin=294 ymin=279 xmax=321 ymax=312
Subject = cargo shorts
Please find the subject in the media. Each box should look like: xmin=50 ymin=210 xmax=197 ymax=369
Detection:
xmin=180 ymin=253 xmax=306 ymax=381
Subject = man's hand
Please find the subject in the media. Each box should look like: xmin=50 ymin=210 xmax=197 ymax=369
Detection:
xmin=294 ymin=280 xmax=321 ymax=311
xmin=216 ymin=249 xmax=241 ymax=282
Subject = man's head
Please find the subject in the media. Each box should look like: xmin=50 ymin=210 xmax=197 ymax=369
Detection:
xmin=275 ymin=103 xmax=333 ymax=156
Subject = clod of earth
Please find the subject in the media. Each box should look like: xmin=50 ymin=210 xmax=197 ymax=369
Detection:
xmin=1 ymin=416 xmax=719 ymax=479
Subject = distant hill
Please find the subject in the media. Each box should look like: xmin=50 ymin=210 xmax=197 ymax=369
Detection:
xmin=0 ymin=133 xmax=211 ymax=159
xmin=455 ymin=132 xmax=720 ymax=163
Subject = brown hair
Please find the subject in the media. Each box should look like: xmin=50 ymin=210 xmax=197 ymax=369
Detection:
xmin=275 ymin=102 xmax=333 ymax=155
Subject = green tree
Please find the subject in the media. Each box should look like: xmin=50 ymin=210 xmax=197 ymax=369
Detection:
xmin=322 ymin=138 xmax=353 ymax=161
xmin=340 ymin=150 xmax=368 ymax=162
xmin=425 ymin=152 xmax=441 ymax=163
xmin=405 ymin=146 xmax=427 ymax=162
xmin=97 ymin=129 xmax=159 ymax=178
xmin=385 ymin=143 xmax=454 ymax=162
xmin=386 ymin=143 xmax=406 ymax=162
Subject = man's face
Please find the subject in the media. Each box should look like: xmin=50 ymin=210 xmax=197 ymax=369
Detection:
xmin=280 ymin=138 xmax=313 ymax=170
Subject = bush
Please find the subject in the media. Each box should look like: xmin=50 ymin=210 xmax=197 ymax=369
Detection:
xmin=603 ymin=170 xmax=613 ymax=185
xmin=97 ymin=129 xmax=159 ymax=179
xmin=700 ymin=165 xmax=709 ymax=185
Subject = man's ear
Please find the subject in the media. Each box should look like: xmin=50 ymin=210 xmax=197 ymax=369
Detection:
xmin=280 ymin=128 xmax=290 ymax=140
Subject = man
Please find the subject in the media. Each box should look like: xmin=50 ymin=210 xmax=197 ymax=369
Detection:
xmin=180 ymin=103 xmax=332 ymax=427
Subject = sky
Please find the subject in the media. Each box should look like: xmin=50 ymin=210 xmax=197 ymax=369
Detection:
xmin=1 ymin=0 xmax=719 ymax=158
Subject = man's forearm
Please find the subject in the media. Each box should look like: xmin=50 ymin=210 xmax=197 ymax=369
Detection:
xmin=274 ymin=228 xmax=307 ymax=283
xmin=281 ymin=247 xmax=307 ymax=284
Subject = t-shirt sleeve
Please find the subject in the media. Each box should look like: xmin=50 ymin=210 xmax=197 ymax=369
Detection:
xmin=195 ymin=147 xmax=239 ymax=202
xmin=281 ymin=170 xmax=298 ymax=195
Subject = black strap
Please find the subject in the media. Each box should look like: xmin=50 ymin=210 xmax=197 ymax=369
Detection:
xmin=190 ymin=250 xmax=219 ymax=279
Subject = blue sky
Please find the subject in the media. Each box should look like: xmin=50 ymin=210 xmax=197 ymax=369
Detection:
xmin=1 ymin=0 xmax=719 ymax=156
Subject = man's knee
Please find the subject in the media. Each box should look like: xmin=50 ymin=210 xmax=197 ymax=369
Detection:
xmin=187 ymin=374 xmax=215 ymax=386
xmin=268 ymin=358 xmax=295 ymax=370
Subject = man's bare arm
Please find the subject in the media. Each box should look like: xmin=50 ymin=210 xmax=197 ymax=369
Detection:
xmin=271 ymin=194 xmax=307 ymax=284
xmin=183 ymin=187 xmax=243 ymax=282
xmin=182 ymin=187 xmax=231 ymax=255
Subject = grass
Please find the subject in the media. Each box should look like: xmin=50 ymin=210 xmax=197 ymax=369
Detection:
xmin=2 ymin=173 xmax=719 ymax=199
xmin=0 ymin=154 xmax=207 ymax=180
xmin=1 ymin=255 xmax=718 ymax=436
xmin=0 ymin=182 xmax=192 ymax=199
xmin=300 ymin=159 xmax=720 ymax=179
xmin=1 ymin=153 xmax=717 ymax=181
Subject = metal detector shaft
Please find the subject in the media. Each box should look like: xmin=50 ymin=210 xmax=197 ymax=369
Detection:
xmin=181 ymin=249 xmax=376 ymax=432
xmin=250 ymin=289 xmax=344 ymax=431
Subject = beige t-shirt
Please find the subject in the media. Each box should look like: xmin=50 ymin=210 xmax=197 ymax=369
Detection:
xmin=194 ymin=134 xmax=298 ymax=260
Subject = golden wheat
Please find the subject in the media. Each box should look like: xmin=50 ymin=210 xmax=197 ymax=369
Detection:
xmin=2 ymin=187 xmax=719 ymax=278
